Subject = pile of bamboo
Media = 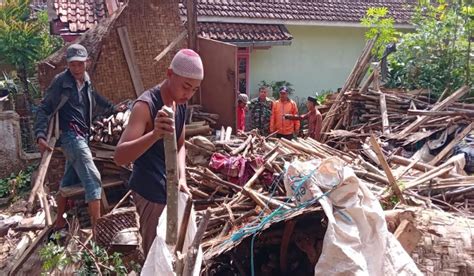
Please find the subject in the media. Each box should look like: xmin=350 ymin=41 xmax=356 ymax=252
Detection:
xmin=90 ymin=110 xmax=131 ymax=145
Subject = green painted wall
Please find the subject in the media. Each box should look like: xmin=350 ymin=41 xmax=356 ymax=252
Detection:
xmin=249 ymin=25 xmax=367 ymax=100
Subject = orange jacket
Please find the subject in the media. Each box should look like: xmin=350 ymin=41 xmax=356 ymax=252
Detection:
xmin=270 ymin=99 xmax=300 ymax=135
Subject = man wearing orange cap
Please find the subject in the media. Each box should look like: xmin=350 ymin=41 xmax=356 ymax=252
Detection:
xmin=114 ymin=49 xmax=203 ymax=257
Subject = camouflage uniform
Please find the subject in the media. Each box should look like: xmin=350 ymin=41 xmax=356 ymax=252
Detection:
xmin=248 ymin=97 xmax=273 ymax=136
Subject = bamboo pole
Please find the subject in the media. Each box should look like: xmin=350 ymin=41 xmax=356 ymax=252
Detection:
xmin=163 ymin=106 xmax=179 ymax=246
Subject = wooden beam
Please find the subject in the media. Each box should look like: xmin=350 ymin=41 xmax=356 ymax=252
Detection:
xmin=429 ymin=122 xmax=474 ymax=165
xmin=117 ymin=26 xmax=145 ymax=97
xmin=183 ymin=208 xmax=211 ymax=276
xmin=369 ymin=134 xmax=406 ymax=204
xmin=154 ymin=31 xmax=187 ymax=63
xmin=396 ymin=85 xmax=470 ymax=139
xmin=186 ymin=0 xmax=198 ymax=50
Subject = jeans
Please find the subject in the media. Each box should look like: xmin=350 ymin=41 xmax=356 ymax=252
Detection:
xmin=60 ymin=131 xmax=101 ymax=203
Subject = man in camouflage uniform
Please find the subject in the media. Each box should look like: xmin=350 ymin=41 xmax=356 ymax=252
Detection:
xmin=248 ymin=86 xmax=273 ymax=136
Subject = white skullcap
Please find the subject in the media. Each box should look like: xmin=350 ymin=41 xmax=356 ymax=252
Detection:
xmin=170 ymin=49 xmax=204 ymax=80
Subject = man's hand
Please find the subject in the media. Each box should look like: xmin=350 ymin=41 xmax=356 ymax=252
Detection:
xmin=115 ymin=104 xmax=127 ymax=112
xmin=37 ymin=138 xmax=53 ymax=155
xmin=153 ymin=110 xmax=174 ymax=139
xmin=179 ymin=178 xmax=191 ymax=196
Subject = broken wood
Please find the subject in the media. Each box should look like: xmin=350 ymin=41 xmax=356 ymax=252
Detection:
xmin=117 ymin=26 xmax=144 ymax=97
xmin=394 ymin=219 xmax=422 ymax=254
xmin=369 ymin=134 xmax=406 ymax=204
xmin=183 ymin=208 xmax=211 ymax=276
xmin=154 ymin=31 xmax=187 ymax=63
xmin=428 ymin=122 xmax=474 ymax=165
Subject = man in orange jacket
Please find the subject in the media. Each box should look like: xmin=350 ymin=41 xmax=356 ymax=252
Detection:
xmin=270 ymin=86 xmax=300 ymax=139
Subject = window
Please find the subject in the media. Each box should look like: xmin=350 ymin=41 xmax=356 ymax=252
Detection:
xmin=237 ymin=48 xmax=250 ymax=95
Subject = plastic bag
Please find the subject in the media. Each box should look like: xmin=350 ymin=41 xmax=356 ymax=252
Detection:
xmin=141 ymin=192 xmax=202 ymax=276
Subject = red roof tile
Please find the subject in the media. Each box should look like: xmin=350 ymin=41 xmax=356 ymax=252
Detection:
xmin=54 ymin=0 xmax=106 ymax=32
xmin=198 ymin=22 xmax=293 ymax=44
xmin=180 ymin=0 xmax=415 ymax=24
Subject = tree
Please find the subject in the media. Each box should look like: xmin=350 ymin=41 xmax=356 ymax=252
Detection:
xmin=385 ymin=0 xmax=472 ymax=97
xmin=0 ymin=0 xmax=62 ymax=96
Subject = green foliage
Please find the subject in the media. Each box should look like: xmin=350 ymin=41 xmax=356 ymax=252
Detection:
xmin=0 ymin=164 xmax=37 ymax=198
xmin=39 ymin=238 xmax=137 ymax=275
xmin=385 ymin=0 xmax=473 ymax=97
xmin=258 ymin=80 xmax=295 ymax=99
xmin=361 ymin=7 xmax=400 ymax=59
xmin=315 ymin=89 xmax=333 ymax=105
xmin=0 ymin=0 xmax=63 ymax=94
xmin=39 ymin=235 xmax=73 ymax=273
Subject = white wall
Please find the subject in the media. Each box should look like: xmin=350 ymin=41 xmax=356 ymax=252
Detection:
xmin=249 ymin=25 xmax=367 ymax=100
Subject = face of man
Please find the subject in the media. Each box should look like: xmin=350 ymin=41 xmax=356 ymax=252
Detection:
xmin=279 ymin=91 xmax=289 ymax=101
xmin=167 ymin=69 xmax=201 ymax=104
xmin=259 ymin=88 xmax=267 ymax=100
xmin=306 ymin=100 xmax=315 ymax=110
xmin=238 ymin=101 xmax=247 ymax=108
xmin=68 ymin=61 xmax=87 ymax=80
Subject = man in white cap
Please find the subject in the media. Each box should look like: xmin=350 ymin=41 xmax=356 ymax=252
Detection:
xmin=34 ymin=44 xmax=123 ymax=236
xmin=114 ymin=49 xmax=204 ymax=257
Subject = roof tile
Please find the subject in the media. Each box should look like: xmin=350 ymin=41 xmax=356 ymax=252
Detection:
xmin=53 ymin=0 xmax=106 ymax=32
xmin=198 ymin=22 xmax=293 ymax=43
xmin=181 ymin=0 xmax=415 ymax=24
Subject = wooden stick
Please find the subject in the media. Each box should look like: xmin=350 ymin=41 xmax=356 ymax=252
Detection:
xmin=396 ymin=85 xmax=470 ymax=139
xmin=369 ymin=134 xmax=406 ymax=204
xmin=225 ymin=126 xmax=232 ymax=141
xmin=231 ymin=135 xmax=252 ymax=155
xmin=429 ymin=122 xmax=474 ymax=165
xmin=110 ymin=190 xmax=132 ymax=213
xmin=9 ymin=225 xmax=53 ymax=275
xmin=405 ymin=165 xmax=454 ymax=190
xmin=379 ymin=93 xmax=390 ymax=134
xmin=163 ymin=106 xmax=179 ymax=246
xmin=154 ymin=31 xmax=187 ymax=62
xmin=175 ymin=197 xmax=193 ymax=276
xmin=183 ymin=208 xmax=212 ymax=276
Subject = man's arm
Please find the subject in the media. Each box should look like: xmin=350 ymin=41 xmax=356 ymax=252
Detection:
xmin=269 ymin=102 xmax=276 ymax=133
xmin=315 ymin=112 xmax=323 ymax=141
xmin=34 ymin=80 xmax=58 ymax=142
xmin=114 ymin=101 xmax=173 ymax=165
xmin=285 ymin=112 xmax=310 ymax=121
xmin=92 ymin=89 xmax=116 ymax=116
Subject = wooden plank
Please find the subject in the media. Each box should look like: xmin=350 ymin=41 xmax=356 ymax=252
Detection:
xmin=379 ymin=93 xmax=390 ymax=134
xmin=186 ymin=0 xmax=198 ymax=50
xmin=369 ymin=134 xmax=406 ymax=204
xmin=154 ymin=31 xmax=187 ymax=63
xmin=163 ymin=106 xmax=179 ymax=246
xmin=59 ymin=178 xmax=123 ymax=198
xmin=183 ymin=209 xmax=211 ymax=276
xmin=428 ymin=122 xmax=474 ymax=165
xmin=9 ymin=225 xmax=54 ymax=275
xmin=394 ymin=219 xmax=422 ymax=254
xmin=117 ymin=26 xmax=145 ymax=97
xmin=396 ymin=85 xmax=470 ymax=139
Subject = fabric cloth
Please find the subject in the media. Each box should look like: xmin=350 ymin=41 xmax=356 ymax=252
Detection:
xmin=170 ymin=49 xmax=204 ymax=80
xmin=128 ymin=86 xmax=186 ymax=204
xmin=209 ymin=153 xmax=271 ymax=186
xmin=270 ymin=99 xmax=300 ymax=136
xmin=237 ymin=105 xmax=246 ymax=132
xmin=132 ymin=191 xmax=165 ymax=258
xmin=248 ymin=97 xmax=273 ymax=136
xmin=59 ymin=131 xmax=101 ymax=203
xmin=285 ymin=108 xmax=323 ymax=140
xmin=35 ymin=69 xmax=115 ymax=141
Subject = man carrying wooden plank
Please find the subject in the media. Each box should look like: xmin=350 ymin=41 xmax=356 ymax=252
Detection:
xmin=34 ymin=44 xmax=124 ymax=235
xmin=284 ymin=96 xmax=323 ymax=141
xmin=114 ymin=49 xmax=203 ymax=258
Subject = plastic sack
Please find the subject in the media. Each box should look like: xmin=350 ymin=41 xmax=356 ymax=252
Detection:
xmin=141 ymin=192 xmax=202 ymax=276
xmin=284 ymin=157 xmax=422 ymax=276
